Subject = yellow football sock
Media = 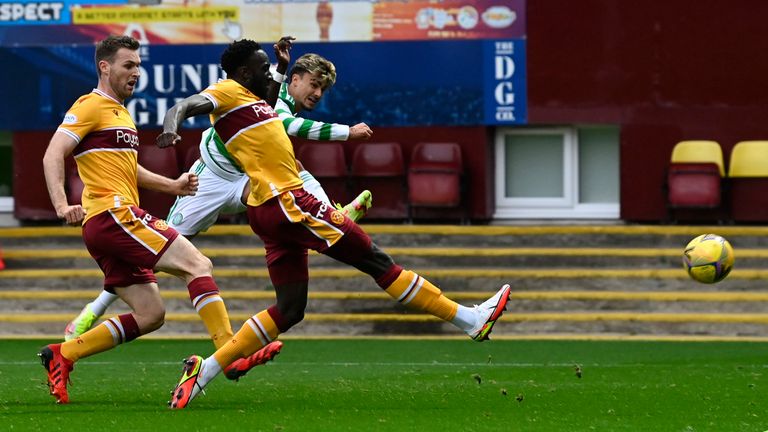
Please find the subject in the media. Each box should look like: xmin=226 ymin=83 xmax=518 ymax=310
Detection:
xmin=197 ymin=297 xmax=234 ymax=349
xmin=60 ymin=322 xmax=117 ymax=362
xmin=213 ymin=309 xmax=279 ymax=368
xmin=384 ymin=270 xmax=458 ymax=321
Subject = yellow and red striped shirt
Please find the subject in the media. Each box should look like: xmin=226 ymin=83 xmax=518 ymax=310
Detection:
xmin=57 ymin=89 xmax=140 ymax=223
xmin=201 ymin=79 xmax=302 ymax=206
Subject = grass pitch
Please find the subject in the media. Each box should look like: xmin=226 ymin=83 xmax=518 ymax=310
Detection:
xmin=0 ymin=338 xmax=766 ymax=431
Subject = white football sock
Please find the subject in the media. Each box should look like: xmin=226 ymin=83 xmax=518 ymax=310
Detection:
xmin=299 ymin=170 xmax=331 ymax=205
xmin=182 ymin=357 xmax=220 ymax=403
xmin=198 ymin=356 xmax=223 ymax=389
xmin=451 ymin=304 xmax=477 ymax=332
xmin=91 ymin=290 xmax=119 ymax=316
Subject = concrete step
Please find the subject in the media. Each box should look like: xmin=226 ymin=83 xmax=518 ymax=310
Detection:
xmin=3 ymin=290 xmax=768 ymax=313
xmin=0 ymin=267 xmax=762 ymax=291
xmin=8 ymin=246 xmax=763 ymax=269
xmin=4 ymin=246 xmax=767 ymax=271
xmin=4 ymin=224 xmax=768 ymax=248
xmin=0 ymin=224 xmax=760 ymax=338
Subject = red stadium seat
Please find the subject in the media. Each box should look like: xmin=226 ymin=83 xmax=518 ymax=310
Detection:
xmin=137 ymin=144 xmax=180 ymax=219
xmin=667 ymin=163 xmax=722 ymax=209
xmin=408 ymin=142 xmax=463 ymax=208
xmin=296 ymin=142 xmax=350 ymax=204
xmin=665 ymin=141 xmax=727 ymax=223
xmin=350 ymin=142 xmax=408 ymax=219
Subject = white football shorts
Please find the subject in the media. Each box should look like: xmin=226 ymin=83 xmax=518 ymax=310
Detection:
xmin=166 ymin=159 xmax=249 ymax=236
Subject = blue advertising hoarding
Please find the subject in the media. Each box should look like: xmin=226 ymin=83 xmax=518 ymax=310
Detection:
xmin=0 ymin=0 xmax=527 ymax=130
xmin=0 ymin=39 xmax=526 ymax=129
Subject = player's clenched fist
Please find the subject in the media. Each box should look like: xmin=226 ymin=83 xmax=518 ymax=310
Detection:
xmin=156 ymin=131 xmax=181 ymax=148
xmin=56 ymin=204 xmax=86 ymax=225
xmin=175 ymin=173 xmax=199 ymax=196
xmin=349 ymin=123 xmax=373 ymax=141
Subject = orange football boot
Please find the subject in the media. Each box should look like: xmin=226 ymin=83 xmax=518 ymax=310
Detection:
xmin=38 ymin=344 xmax=74 ymax=404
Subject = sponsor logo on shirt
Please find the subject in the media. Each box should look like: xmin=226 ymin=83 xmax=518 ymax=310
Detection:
xmin=116 ymin=129 xmax=139 ymax=148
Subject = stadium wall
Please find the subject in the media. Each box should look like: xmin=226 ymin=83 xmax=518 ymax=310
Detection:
xmin=527 ymin=0 xmax=768 ymax=221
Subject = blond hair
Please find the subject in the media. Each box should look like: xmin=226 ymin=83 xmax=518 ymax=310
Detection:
xmin=289 ymin=53 xmax=337 ymax=90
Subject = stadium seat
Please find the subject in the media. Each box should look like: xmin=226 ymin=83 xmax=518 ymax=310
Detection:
xmin=728 ymin=141 xmax=768 ymax=178
xmin=408 ymin=142 xmax=464 ymax=220
xmin=665 ymin=141 xmax=726 ymax=222
xmin=350 ymin=142 xmax=408 ymax=219
xmin=667 ymin=163 xmax=722 ymax=208
xmin=296 ymin=142 xmax=350 ymax=205
xmin=728 ymin=140 xmax=768 ymax=222
xmin=670 ymin=140 xmax=725 ymax=176
xmin=137 ymin=144 xmax=180 ymax=219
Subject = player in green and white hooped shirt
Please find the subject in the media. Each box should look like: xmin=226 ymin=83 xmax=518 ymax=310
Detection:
xmin=277 ymin=53 xmax=373 ymax=203
xmin=64 ymin=47 xmax=373 ymax=362
xmin=167 ymin=52 xmax=372 ymax=221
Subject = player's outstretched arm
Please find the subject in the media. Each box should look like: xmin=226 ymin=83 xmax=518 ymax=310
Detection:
xmin=42 ymin=132 xmax=85 ymax=225
xmin=157 ymin=94 xmax=215 ymax=148
xmin=277 ymin=101 xmax=371 ymax=142
xmin=137 ymin=164 xmax=199 ymax=197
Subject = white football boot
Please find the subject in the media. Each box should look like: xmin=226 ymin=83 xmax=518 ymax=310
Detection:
xmin=467 ymin=284 xmax=512 ymax=341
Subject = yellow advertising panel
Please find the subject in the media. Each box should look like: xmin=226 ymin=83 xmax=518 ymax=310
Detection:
xmin=72 ymin=6 xmax=238 ymax=25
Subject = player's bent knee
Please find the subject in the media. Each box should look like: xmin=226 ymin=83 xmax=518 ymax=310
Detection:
xmin=148 ymin=308 xmax=166 ymax=332
xmin=184 ymin=251 xmax=213 ymax=279
xmin=276 ymin=302 xmax=306 ymax=329
xmin=145 ymin=317 xmax=165 ymax=333
xmin=282 ymin=309 xmax=305 ymax=329
xmin=136 ymin=307 xmax=165 ymax=333
xmin=158 ymin=238 xmax=213 ymax=280
xmin=194 ymin=254 xmax=214 ymax=275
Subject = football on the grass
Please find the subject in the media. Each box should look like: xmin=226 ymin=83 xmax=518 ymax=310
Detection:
xmin=682 ymin=234 xmax=734 ymax=284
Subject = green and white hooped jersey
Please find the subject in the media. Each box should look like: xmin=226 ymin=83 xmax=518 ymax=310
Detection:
xmin=276 ymin=82 xmax=350 ymax=141
xmin=199 ymin=83 xmax=350 ymax=181
xmin=198 ymin=127 xmax=245 ymax=181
